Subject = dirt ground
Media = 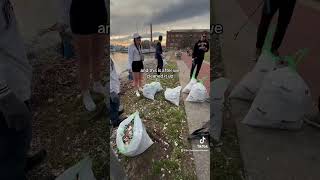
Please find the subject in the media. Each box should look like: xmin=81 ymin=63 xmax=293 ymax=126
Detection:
xmin=110 ymin=54 xmax=197 ymax=180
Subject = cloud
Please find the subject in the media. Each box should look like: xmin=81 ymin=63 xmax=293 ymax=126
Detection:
xmin=110 ymin=0 xmax=209 ymax=36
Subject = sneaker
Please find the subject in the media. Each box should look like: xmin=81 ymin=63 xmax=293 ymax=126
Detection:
xmin=82 ymin=91 xmax=96 ymax=112
xmin=139 ymin=87 xmax=143 ymax=92
xmin=25 ymin=149 xmax=47 ymax=172
xmin=93 ymin=81 xmax=107 ymax=95
xmin=135 ymin=90 xmax=140 ymax=97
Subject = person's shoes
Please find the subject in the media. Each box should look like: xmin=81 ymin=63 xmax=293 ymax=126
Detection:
xmin=135 ymin=90 xmax=140 ymax=97
xmin=93 ymin=81 xmax=107 ymax=96
xmin=254 ymin=48 xmax=262 ymax=62
xmin=138 ymin=87 xmax=143 ymax=92
xmin=25 ymin=149 xmax=47 ymax=172
xmin=82 ymin=91 xmax=96 ymax=112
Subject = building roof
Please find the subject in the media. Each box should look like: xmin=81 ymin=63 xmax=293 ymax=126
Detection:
xmin=167 ymin=29 xmax=210 ymax=33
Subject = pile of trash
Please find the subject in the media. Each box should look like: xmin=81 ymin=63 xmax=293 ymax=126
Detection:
xmin=231 ymin=48 xmax=313 ymax=130
xmin=143 ymin=82 xmax=163 ymax=100
xmin=122 ymin=121 xmax=134 ymax=145
xmin=116 ymin=112 xmax=154 ymax=157
xmin=165 ymin=86 xmax=182 ymax=106
xmin=183 ymin=69 xmax=209 ymax=102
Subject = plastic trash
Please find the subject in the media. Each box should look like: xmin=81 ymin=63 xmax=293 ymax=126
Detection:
xmin=164 ymin=86 xmax=182 ymax=106
xmin=116 ymin=112 xmax=154 ymax=157
xmin=55 ymin=157 xmax=96 ymax=180
xmin=183 ymin=68 xmax=197 ymax=94
xmin=230 ymin=51 xmax=278 ymax=101
xmin=242 ymin=52 xmax=312 ymax=130
xmin=186 ymin=82 xmax=208 ymax=102
xmin=142 ymin=82 xmax=163 ymax=100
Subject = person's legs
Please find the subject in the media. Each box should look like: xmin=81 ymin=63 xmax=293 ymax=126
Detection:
xmin=195 ymin=59 xmax=204 ymax=79
xmin=157 ymin=58 xmax=163 ymax=75
xmin=110 ymin=93 xmax=120 ymax=126
xmin=271 ymin=0 xmax=296 ymax=53
xmin=255 ymin=0 xmax=278 ymax=58
xmin=92 ymin=34 xmax=107 ymax=95
xmin=74 ymin=34 xmax=96 ymax=111
xmin=190 ymin=59 xmax=197 ymax=79
xmin=132 ymin=72 xmax=140 ymax=96
xmin=0 ymin=112 xmax=30 ymax=180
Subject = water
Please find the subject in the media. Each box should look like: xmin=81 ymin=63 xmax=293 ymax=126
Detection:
xmin=111 ymin=52 xmax=155 ymax=77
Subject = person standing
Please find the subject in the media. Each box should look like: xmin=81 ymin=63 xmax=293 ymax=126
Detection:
xmin=155 ymin=35 xmax=163 ymax=75
xmin=0 ymin=0 xmax=46 ymax=178
xmin=110 ymin=58 xmax=125 ymax=127
xmin=128 ymin=33 xmax=144 ymax=97
xmin=54 ymin=0 xmax=108 ymax=111
xmin=255 ymin=0 xmax=297 ymax=60
xmin=190 ymin=33 xmax=209 ymax=79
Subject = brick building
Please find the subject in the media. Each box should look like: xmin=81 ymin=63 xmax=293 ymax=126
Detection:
xmin=166 ymin=29 xmax=210 ymax=49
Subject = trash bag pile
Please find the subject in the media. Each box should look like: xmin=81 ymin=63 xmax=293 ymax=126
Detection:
xmin=164 ymin=86 xmax=182 ymax=106
xmin=143 ymin=82 xmax=163 ymax=100
xmin=242 ymin=66 xmax=313 ymax=130
xmin=116 ymin=112 xmax=154 ymax=157
xmin=230 ymin=51 xmax=278 ymax=101
xmin=186 ymin=82 xmax=208 ymax=102
xmin=182 ymin=78 xmax=197 ymax=94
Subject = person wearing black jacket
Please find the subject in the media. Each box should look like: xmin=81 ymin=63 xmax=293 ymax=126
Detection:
xmin=190 ymin=34 xmax=209 ymax=79
xmin=155 ymin=35 xmax=163 ymax=75
xmin=255 ymin=0 xmax=297 ymax=60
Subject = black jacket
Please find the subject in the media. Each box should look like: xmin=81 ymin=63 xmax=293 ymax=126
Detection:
xmin=192 ymin=40 xmax=209 ymax=60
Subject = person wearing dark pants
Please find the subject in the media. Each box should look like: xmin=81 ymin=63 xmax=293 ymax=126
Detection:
xmin=255 ymin=0 xmax=297 ymax=60
xmin=190 ymin=34 xmax=209 ymax=79
xmin=155 ymin=35 xmax=163 ymax=75
xmin=110 ymin=58 xmax=125 ymax=127
xmin=1 ymin=0 xmax=47 ymax=178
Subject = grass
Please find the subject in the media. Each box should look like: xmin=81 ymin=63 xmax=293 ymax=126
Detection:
xmin=112 ymin=53 xmax=197 ymax=180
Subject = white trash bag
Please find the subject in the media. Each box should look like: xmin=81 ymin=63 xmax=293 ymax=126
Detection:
xmin=143 ymin=82 xmax=163 ymax=100
xmin=183 ymin=78 xmax=197 ymax=94
xmin=165 ymin=86 xmax=182 ymax=106
xmin=242 ymin=67 xmax=313 ymax=130
xmin=230 ymin=52 xmax=278 ymax=101
xmin=55 ymin=157 xmax=96 ymax=180
xmin=116 ymin=112 xmax=154 ymax=157
xmin=186 ymin=82 xmax=208 ymax=102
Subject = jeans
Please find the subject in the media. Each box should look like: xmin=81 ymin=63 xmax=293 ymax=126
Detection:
xmin=256 ymin=0 xmax=297 ymax=51
xmin=190 ymin=58 xmax=204 ymax=79
xmin=0 ymin=99 xmax=31 ymax=180
xmin=110 ymin=92 xmax=120 ymax=125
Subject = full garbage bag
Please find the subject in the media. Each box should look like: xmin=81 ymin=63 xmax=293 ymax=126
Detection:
xmin=55 ymin=157 xmax=96 ymax=180
xmin=242 ymin=67 xmax=313 ymax=130
xmin=230 ymin=52 xmax=278 ymax=101
xmin=143 ymin=82 xmax=163 ymax=100
xmin=164 ymin=86 xmax=182 ymax=106
xmin=116 ymin=112 xmax=154 ymax=157
xmin=186 ymin=82 xmax=208 ymax=102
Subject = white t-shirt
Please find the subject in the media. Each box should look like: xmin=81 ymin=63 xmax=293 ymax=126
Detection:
xmin=0 ymin=0 xmax=32 ymax=101
xmin=127 ymin=43 xmax=142 ymax=70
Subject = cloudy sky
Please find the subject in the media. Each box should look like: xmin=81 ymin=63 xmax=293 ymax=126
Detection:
xmin=110 ymin=0 xmax=210 ymax=45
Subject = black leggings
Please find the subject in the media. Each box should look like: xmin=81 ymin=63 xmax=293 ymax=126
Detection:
xmin=157 ymin=58 xmax=163 ymax=75
xmin=256 ymin=0 xmax=296 ymax=51
xmin=190 ymin=58 xmax=204 ymax=79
